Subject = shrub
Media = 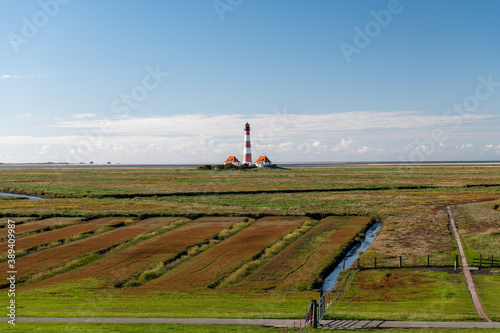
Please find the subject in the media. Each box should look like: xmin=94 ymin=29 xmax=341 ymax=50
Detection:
xmin=196 ymin=164 xmax=212 ymax=170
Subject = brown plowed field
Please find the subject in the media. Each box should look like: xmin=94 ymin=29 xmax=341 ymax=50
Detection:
xmin=138 ymin=216 xmax=308 ymax=292
xmin=0 ymin=217 xmax=83 ymax=239
xmin=30 ymin=217 xmax=245 ymax=289
xmin=230 ymin=216 xmax=371 ymax=291
xmin=3 ymin=217 xmax=125 ymax=253
xmin=31 ymin=217 xmax=245 ymax=289
xmin=7 ymin=217 xmax=170 ymax=281
xmin=0 ymin=217 xmax=37 ymax=236
xmin=0 ymin=217 xmax=36 ymax=224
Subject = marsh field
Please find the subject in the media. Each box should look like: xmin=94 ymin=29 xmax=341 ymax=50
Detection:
xmin=1 ymin=165 xmax=500 ymax=330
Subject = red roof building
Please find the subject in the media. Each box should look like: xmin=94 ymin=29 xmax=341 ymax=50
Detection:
xmin=224 ymin=155 xmax=241 ymax=166
xmin=255 ymin=154 xmax=272 ymax=167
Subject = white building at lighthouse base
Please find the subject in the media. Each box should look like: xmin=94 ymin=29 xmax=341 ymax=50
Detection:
xmin=255 ymin=154 xmax=273 ymax=167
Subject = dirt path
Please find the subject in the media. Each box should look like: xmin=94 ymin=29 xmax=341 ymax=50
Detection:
xmin=446 ymin=206 xmax=492 ymax=322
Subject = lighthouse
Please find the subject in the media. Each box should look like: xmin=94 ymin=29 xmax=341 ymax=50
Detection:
xmin=243 ymin=122 xmax=252 ymax=164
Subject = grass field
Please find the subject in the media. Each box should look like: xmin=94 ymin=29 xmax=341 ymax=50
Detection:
xmin=331 ymin=269 xmax=479 ymax=321
xmin=451 ymin=202 xmax=500 ymax=263
xmin=4 ymin=323 xmax=499 ymax=332
xmin=360 ymin=209 xmax=459 ymax=267
xmin=0 ymin=166 xmax=498 ymax=326
xmin=0 ymin=166 xmax=498 ymax=197
xmin=15 ymin=285 xmax=315 ymax=319
xmin=473 ymin=271 xmax=500 ymax=322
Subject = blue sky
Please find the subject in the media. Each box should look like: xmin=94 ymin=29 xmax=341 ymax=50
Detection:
xmin=1 ymin=0 xmax=500 ymax=163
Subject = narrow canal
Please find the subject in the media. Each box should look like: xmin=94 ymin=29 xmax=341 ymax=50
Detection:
xmin=0 ymin=193 xmax=43 ymax=200
xmin=322 ymin=222 xmax=382 ymax=292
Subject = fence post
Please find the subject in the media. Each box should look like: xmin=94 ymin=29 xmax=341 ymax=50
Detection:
xmin=399 ymin=256 xmax=402 ymax=268
xmin=374 ymin=257 xmax=377 ymax=268
xmin=357 ymin=258 xmax=360 ymax=269
xmin=306 ymin=303 xmax=309 ymax=329
xmin=426 ymin=255 xmax=430 ymax=267
xmin=454 ymin=255 xmax=459 ymax=270
xmin=312 ymin=300 xmax=318 ymax=328
xmin=343 ymin=259 xmax=345 ymax=269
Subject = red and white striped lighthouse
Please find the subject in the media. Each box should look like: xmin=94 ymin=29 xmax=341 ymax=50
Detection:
xmin=243 ymin=122 xmax=252 ymax=164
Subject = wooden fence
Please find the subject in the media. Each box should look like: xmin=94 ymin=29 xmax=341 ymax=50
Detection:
xmin=299 ymin=253 xmax=498 ymax=329
xmin=472 ymin=255 xmax=500 ymax=268
xmin=303 ymin=268 xmax=359 ymax=328
xmin=357 ymin=255 xmax=461 ymax=269
xmin=356 ymin=254 xmax=498 ymax=269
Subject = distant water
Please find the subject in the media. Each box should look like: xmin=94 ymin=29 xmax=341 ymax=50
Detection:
xmin=0 ymin=193 xmax=43 ymax=200
xmin=279 ymin=161 xmax=500 ymax=167
xmin=322 ymin=222 xmax=382 ymax=292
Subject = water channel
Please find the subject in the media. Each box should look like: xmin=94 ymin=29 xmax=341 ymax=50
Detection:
xmin=0 ymin=193 xmax=43 ymax=200
xmin=322 ymin=222 xmax=382 ymax=292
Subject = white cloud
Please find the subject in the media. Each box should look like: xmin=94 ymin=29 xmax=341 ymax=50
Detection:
xmin=36 ymin=144 xmax=52 ymax=155
xmin=332 ymin=138 xmax=353 ymax=152
xmin=73 ymin=113 xmax=96 ymax=119
xmin=49 ymin=111 xmax=497 ymax=138
xmin=2 ymin=111 xmax=499 ymax=163
xmin=481 ymin=144 xmax=500 ymax=154
xmin=357 ymin=146 xmax=369 ymax=154
xmin=0 ymin=74 xmax=50 ymax=80
xmin=458 ymin=144 xmax=473 ymax=150
xmin=330 ymin=138 xmax=371 ymax=155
